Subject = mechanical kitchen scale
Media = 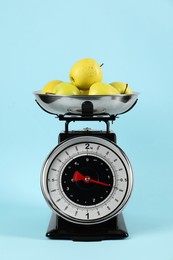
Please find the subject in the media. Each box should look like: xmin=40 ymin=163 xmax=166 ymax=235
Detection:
xmin=34 ymin=91 xmax=139 ymax=241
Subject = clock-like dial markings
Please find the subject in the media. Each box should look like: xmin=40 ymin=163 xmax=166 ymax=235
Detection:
xmin=42 ymin=137 xmax=133 ymax=224
xmin=61 ymin=155 xmax=113 ymax=206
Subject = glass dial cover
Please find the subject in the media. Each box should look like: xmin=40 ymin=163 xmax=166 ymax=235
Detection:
xmin=41 ymin=136 xmax=133 ymax=225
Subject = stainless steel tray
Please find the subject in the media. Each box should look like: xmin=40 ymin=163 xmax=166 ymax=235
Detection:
xmin=33 ymin=91 xmax=139 ymax=115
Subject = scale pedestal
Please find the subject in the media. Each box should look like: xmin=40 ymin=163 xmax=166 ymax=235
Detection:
xmin=46 ymin=213 xmax=128 ymax=241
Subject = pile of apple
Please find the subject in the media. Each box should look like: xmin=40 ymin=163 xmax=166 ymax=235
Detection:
xmin=41 ymin=58 xmax=133 ymax=95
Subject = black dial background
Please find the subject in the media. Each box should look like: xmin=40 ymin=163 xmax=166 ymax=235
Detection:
xmin=61 ymin=155 xmax=114 ymax=206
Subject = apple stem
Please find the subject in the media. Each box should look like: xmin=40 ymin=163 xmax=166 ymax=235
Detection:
xmin=124 ymin=84 xmax=128 ymax=94
xmin=100 ymin=63 xmax=104 ymax=67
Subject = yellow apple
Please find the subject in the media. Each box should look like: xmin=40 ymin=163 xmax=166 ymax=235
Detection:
xmin=41 ymin=80 xmax=62 ymax=94
xmin=110 ymin=82 xmax=133 ymax=94
xmin=89 ymin=82 xmax=120 ymax=95
xmin=54 ymin=82 xmax=80 ymax=95
xmin=69 ymin=58 xmax=103 ymax=90
xmin=79 ymin=89 xmax=89 ymax=95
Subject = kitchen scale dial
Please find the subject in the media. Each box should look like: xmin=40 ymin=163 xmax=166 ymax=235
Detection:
xmin=42 ymin=136 xmax=133 ymax=225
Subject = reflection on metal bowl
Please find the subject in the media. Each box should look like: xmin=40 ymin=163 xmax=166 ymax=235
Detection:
xmin=33 ymin=91 xmax=139 ymax=115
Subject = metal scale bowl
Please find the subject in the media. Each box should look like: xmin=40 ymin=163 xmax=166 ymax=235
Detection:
xmin=34 ymin=91 xmax=139 ymax=116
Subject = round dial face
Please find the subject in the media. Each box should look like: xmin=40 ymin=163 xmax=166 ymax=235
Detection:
xmin=41 ymin=136 xmax=133 ymax=225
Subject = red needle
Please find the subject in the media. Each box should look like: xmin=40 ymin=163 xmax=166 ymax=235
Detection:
xmin=73 ymin=171 xmax=85 ymax=182
xmin=88 ymin=178 xmax=111 ymax=186
xmin=72 ymin=171 xmax=111 ymax=187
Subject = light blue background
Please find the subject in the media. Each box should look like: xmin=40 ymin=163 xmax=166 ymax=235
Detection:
xmin=1 ymin=0 xmax=173 ymax=259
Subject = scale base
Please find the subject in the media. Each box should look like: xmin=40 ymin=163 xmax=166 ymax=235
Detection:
xmin=46 ymin=213 xmax=128 ymax=241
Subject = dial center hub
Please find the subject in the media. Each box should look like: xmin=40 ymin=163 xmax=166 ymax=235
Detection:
xmin=84 ymin=176 xmax=90 ymax=183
